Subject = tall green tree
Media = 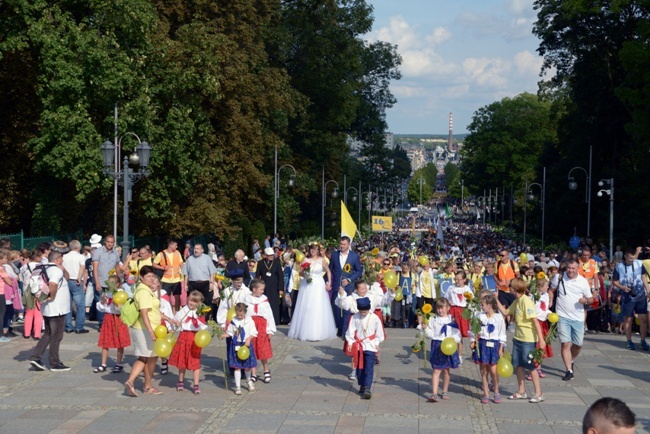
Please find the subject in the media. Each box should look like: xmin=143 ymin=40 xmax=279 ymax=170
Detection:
xmin=461 ymin=93 xmax=557 ymax=194
xmin=533 ymin=0 xmax=650 ymax=242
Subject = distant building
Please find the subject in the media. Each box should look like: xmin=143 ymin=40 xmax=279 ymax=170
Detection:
xmin=406 ymin=148 xmax=425 ymax=173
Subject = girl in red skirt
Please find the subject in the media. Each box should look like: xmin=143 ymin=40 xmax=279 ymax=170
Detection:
xmin=94 ymin=275 xmax=131 ymax=373
xmin=169 ymin=290 xmax=208 ymax=394
xmin=528 ymin=274 xmax=553 ymax=380
xmin=445 ymin=271 xmax=471 ymax=364
xmin=245 ymin=278 xmax=276 ymax=384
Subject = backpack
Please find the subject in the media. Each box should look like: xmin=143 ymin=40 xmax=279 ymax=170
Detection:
xmin=28 ymin=264 xmax=57 ymax=302
xmin=120 ymin=286 xmax=149 ymax=327
xmin=153 ymin=251 xmax=168 ymax=279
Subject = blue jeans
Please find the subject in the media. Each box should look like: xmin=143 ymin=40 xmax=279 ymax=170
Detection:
xmin=356 ymin=350 xmax=376 ymax=388
xmin=65 ymin=280 xmax=86 ymax=331
xmin=92 ymin=286 xmax=106 ymax=327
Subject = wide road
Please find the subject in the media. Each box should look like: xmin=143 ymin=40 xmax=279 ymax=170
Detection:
xmin=1 ymin=325 xmax=649 ymax=433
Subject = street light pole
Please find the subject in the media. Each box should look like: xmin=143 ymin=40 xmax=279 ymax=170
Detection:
xmin=321 ymin=165 xmax=339 ymax=239
xmin=101 ymin=134 xmax=152 ymax=261
xmin=597 ymin=178 xmax=614 ymax=260
xmin=567 ymin=145 xmax=592 ymax=237
xmin=459 ymin=179 xmax=464 ymax=210
xmin=274 ymin=162 xmax=296 ymax=236
xmin=528 ymin=167 xmax=546 ymax=250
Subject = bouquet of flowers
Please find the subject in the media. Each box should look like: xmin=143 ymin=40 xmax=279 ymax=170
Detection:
xmin=301 ymin=262 xmax=312 ymax=284
xmin=528 ymin=312 xmax=559 ymax=367
xmin=462 ymin=290 xmax=483 ymax=356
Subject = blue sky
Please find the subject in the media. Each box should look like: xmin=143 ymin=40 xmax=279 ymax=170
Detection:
xmin=366 ymin=0 xmax=548 ymax=134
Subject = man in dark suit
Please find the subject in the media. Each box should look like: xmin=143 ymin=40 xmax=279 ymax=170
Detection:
xmin=329 ymin=236 xmax=363 ymax=336
xmin=256 ymin=247 xmax=285 ymax=325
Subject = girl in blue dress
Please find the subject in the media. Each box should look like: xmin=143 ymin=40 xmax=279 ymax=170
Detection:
xmin=226 ymin=303 xmax=258 ymax=395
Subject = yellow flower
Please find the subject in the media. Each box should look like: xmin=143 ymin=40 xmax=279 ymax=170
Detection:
xmin=463 ymin=291 xmax=474 ymax=301
xmin=412 ymin=347 xmax=421 ymax=353
xmin=536 ymin=271 xmax=547 ymax=280
xmin=371 ymin=247 xmax=379 ymax=256
xmin=215 ymin=274 xmax=225 ymax=281
xmin=344 ymin=263 xmax=351 ymax=273
xmin=201 ymin=307 xmax=212 ymax=314
xmin=421 ymin=303 xmax=433 ymax=314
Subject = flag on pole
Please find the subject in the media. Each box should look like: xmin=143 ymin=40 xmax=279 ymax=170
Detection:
xmin=445 ymin=204 xmax=452 ymax=217
xmin=341 ymin=200 xmax=357 ymax=240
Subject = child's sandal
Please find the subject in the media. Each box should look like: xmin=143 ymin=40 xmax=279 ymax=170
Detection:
xmin=441 ymin=392 xmax=450 ymax=400
xmin=263 ymin=371 xmax=271 ymax=383
xmin=193 ymin=385 xmax=201 ymax=395
xmin=176 ymin=382 xmax=184 ymax=391
xmin=250 ymin=375 xmax=258 ymax=383
xmin=160 ymin=361 xmax=168 ymax=375
xmin=112 ymin=364 xmax=123 ymax=373
xmin=93 ymin=364 xmax=107 ymax=373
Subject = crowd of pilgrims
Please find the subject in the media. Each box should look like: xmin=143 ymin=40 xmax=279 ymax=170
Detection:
xmin=1 ymin=211 xmax=645 ymax=403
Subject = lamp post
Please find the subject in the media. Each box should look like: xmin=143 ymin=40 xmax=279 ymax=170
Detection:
xmin=101 ymin=134 xmax=152 ymax=261
xmin=568 ymin=145 xmax=592 ymax=237
xmin=274 ymin=161 xmax=296 ymax=235
xmin=346 ymin=186 xmax=359 ymax=229
xmin=498 ymin=192 xmax=512 ymax=228
xmin=459 ymin=179 xmax=464 ymax=211
xmin=418 ymin=177 xmax=425 ymax=205
xmin=527 ymin=167 xmax=546 ymax=249
xmin=597 ymin=178 xmax=614 ymax=260
xmin=321 ymin=165 xmax=339 ymax=239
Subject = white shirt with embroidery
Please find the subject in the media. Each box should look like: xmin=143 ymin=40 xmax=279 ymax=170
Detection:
xmin=174 ymin=306 xmax=208 ymax=331
xmin=345 ymin=312 xmax=385 ymax=352
xmin=421 ymin=315 xmax=461 ymax=343
xmin=216 ymin=284 xmax=251 ymax=327
xmin=469 ymin=312 xmax=507 ymax=344
xmin=243 ymin=294 xmax=277 ymax=335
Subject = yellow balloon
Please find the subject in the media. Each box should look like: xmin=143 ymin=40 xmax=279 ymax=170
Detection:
xmin=237 ymin=345 xmax=250 ymax=360
xmin=383 ymin=271 xmax=398 ymax=289
xmin=547 ymin=312 xmax=559 ymax=324
xmin=503 ymin=349 xmax=512 ymax=362
xmin=441 ymin=337 xmax=458 ymax=356
xmin=164 ymin=333 xmax=176 ymax=346
xmin=154 ymin=325 xmax=168 ymax=339
xmin=294 ymin=250 xmax=305 ymax=264
xmin=154 ymin=339 xmax=172 ymax=358
xmin=194 ymin=329 xmax=212 ymax=348
xmin=496 ymin=357 xmax=514 ymax=378
xmin=113 ymin=291 xmax=128 ymax=306
xmin=394 ymin=290 xmax=404 ymax=302
xmin=418 ymin=255 xmax=429 ymax=266
xmin=227 ymin=306 xmax=236 ymax=322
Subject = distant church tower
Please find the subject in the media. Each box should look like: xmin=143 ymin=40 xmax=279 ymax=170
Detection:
xmin=448 ymin=113 xmax=457 ymax=152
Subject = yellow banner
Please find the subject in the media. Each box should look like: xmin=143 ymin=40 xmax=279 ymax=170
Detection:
xmin=372 ymin=216 xmax=393 ymax=232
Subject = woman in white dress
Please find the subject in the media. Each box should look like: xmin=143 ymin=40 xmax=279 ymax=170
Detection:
xmin=288 ymin=242 xmax=337 ymax=341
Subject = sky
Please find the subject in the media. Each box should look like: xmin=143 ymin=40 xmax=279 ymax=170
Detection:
xmin=366 ymin=0 xmax=547 ymax=135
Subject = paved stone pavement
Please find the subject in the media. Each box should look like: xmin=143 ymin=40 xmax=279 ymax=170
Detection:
xmin=1 ymin=323 xmax=649 ymax=433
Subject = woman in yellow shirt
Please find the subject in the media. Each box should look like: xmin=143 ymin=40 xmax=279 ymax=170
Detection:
xmin=124 ymin=266 xmax=178 ymax=397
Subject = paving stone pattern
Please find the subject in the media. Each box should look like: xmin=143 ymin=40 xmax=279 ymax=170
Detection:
xmin=0 ymin=325 xmax=649 ymax=433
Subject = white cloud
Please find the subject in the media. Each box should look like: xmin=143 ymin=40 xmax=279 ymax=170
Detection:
xmin=513 ymin=50 xmax=543 ymax=76
xmin=462 ymin=57 xmax=510 ymax=89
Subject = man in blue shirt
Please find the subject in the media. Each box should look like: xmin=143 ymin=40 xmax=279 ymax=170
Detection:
xmin=613 ymin=247 xmax=649 ymax=351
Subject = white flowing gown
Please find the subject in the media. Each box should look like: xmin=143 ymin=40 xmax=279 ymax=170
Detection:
xmin=288 ymin=260 xmax=338 ymax=341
